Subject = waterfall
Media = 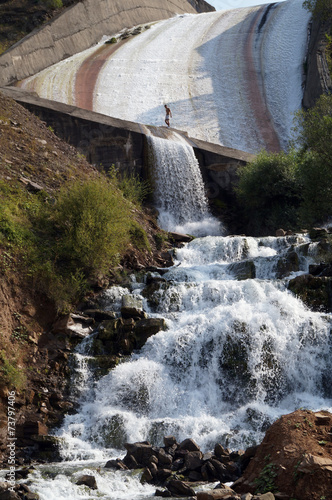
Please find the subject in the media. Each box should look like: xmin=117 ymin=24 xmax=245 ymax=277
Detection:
xmin=52 ymin=234 xmax=331 ymax=464
xmin=147 ymin=131 xmax=222 ymax=236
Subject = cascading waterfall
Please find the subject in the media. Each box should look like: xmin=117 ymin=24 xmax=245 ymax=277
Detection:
xmin=51 ymin=234 xmax=331 ymax=465
xmin=147 ymin=131 xmax=222 ymax=236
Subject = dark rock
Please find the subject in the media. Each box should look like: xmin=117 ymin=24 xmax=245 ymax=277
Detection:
xmin=155 ymin=489 xmax=172 ymax=497
xmin=168 ymin=232 xmax=194 ymax=243
xmin=123 ymin=454 xmax=138 ymax=469
xmin=171 ymin=458 xmax=184 ymax=471
xmin=156 ymin=468 xmax=172 ymax=481
xmin=0 ymin=491 xmax=20 ymax=500
xmin=121 ymin=294 xmax=147 ymax=319
xmin=141 ymin=467 xmax=153 ymax=483
xmin=104 ymin=459 xmax=128 ymax=470
xmin=76 ymin=474 xmax=97 ymax=489
xmin=184 ymin=450 xmax=203 ymax=470
xmin=166 ymin=479 xmax=195 ymax=496
xmin=309 ymin=227 xmax=329 ymax=240
xmin=23 ymin=421 xmax=48 ymax=437
xmin=158 ymin=449 xmax=173 ymax=466
xmin=276 ymin=229 xmax=286 ymax=237
xmin=227 ymin=260 xmax=256 ymax=280
xmin=178 ymin=438 xmax=200 ymax=452
xmin=134 ymin=318 xmax=167 ymax=348
xmin=188 ymin=470 xmax=203 ymax=481
xmin=276 ymin=250 xmax=299 ymax=278
xmin=288 ymin=274 xmax=332 ymax=312
xmin=214 ymin=443 xmax=228 ymax=458
xmin=124 ymin=441 xmax=155 ymax=467
xmin=83 ymin=309 xmax=116 ymax=321
xmin=164 ymin=435 xmax=178 ymax=447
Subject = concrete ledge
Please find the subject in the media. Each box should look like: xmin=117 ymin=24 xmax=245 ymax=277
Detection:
xmin=1 ymin=86 xmax=253 ymax=197
xmin=0 ymin=0 xmax=214 ymax=88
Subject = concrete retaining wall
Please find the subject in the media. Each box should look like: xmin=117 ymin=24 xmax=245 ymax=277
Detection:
xmin=0 ymin=0 xmax=214 ymax=88
xmin=1 ymin=87 xmax=253 ymax=200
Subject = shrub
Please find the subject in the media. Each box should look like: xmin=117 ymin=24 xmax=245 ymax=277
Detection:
xmin=235 ymin=150 xmax=302 ymax=235
xmin=303 ymin=0 xmax=332 ymax=20
xmin=0 ymin=350 xmax=26 ymax=390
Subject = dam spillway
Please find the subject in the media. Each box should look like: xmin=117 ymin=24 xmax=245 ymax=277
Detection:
xmin=17 ymin=0 xmax=310 ymax=154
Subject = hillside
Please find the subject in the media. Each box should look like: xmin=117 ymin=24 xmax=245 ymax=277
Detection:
xmin=0 ymin=91 xmax=172 ymax=463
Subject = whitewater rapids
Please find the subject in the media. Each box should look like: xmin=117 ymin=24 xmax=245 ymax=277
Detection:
xmin=19 ymin=0 xmax=310 ymax=153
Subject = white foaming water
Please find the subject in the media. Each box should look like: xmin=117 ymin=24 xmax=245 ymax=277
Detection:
xmin=147 ymin=132 xmax=222 ymax=236
xmin=51 ymin=234 xmax=331 ymax=467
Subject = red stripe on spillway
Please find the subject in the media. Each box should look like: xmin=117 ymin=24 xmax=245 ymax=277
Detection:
xmin=75 ymin=39 xmax=128 ymax=111
xmin=244 ymin=7 xmax=280 ymax=153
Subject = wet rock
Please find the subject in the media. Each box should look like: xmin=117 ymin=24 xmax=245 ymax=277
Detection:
xmin=51 ymin=314 xmax=92 ymax=338
xmin=228 ymin=260 xmax=256 ymax=280
xmin=215 ymin=443 xmax=229 ymax=458
xmin=155 ymin=489 xmax=172 ymax=497
xmin=178 ymin=438 xmax=200 ymax=452
xmin=121 ymin=294 xmax=147 ymax=319
xmin=76 ymin=474 xmax=97 ymax=489
xmin=158 ymin=449 xmax=173 ymax=466
xmin=83 ymin=309 xmax=116 ymax=321
xmin=23 ymin=420 xmax=48 ymax=437
xmin=164 ymin=435 xmax=178 ymax=447
xmin=276 ymin=250 xmax=299 ymax=278
xmin=276 ymin=229 xmax=286 ymax=237
xmin=134 ymin=318 xmax=167 ymax=348
xmin=141 ymin=467 xmax=153 ymax=483
xmin=0 ymin=491 xmax=20 ymax=500
xmin=168 ymin=232 xmax=194 ymax=243
xmin=288 ymin=274 xmax=332 ymax=312
xmin=104 ymin=458 xmax=128 ymax=470
xmin=184 ymin=450 xmax=203 ymax=470
xmin=166 ymin=479 xmax=195 ymax=496
xmin=197 ymin=486 xmax=237 ymax=500
xmin=124 ymin=441 xmax=155 ymax=467
xmin=309 ymin=227 xmax=329 ymax=240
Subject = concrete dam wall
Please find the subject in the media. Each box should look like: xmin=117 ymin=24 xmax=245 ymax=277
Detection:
xmin=0 ymin=0 xmax=214 ymax=88
xmin=1 ymin=87 xmax=253 ymax=203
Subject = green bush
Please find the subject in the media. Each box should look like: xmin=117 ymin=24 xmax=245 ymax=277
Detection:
xmin=303 ymin=0 xmax=332 ymax=20
xmin=235 ymin=150 xmax=302 ymax=235
xmin=0 ymin=350 xmax=26 ymax=390
xmin=112 ymin=169 xmax=151 ymax=206
xmin=0 ymin=176 xmax=150 ymax=312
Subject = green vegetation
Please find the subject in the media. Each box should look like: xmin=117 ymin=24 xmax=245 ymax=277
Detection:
xmin=0 ymin=349 xmax=26 ymax=390
xmin=303 ymin=0 xmax=332 ymax=20
xmin=254 ymin=456 xmax=278 ymax=494
xmin=0 ymin=175 xmax=150 ymax=312
xmin=236 ymin=93 xmax=332 ymax=234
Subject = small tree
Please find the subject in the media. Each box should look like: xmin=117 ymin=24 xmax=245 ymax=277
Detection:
xmin=236 ymin=150 xmax=302 ymax=235
xmin=303 ymin=0 xmax=332 ymax=20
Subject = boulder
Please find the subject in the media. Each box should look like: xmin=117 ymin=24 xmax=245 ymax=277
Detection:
xmin=134 ymin=318 xmax=167 ymax=348
xmin=276 ymin=251 xmax=299 ymax=278
xmin=178 ymin=438 xmax=200 ymax=452
xmin=166 ymin=479 xmax=195 ymax=496
xmin=124 ymin=441 xmax=155 ymax=467
xmin=83 ymin=309 xmax=116 ymax=321
xmin=197 ymin=486 xmax=237 ymax=500
xmin=288 ymin=274 xmax=332 ymax=312
xmin=164 ymin=435 xmax=178 ymax=447
xmin=184 ymin=450 xmax=203 ymax=470
xmin=121 ymin=295 xmax=147 ymax=319
xmin=309 ymin=227 xmax=329 ymax=240
xmin=76 ymin=474 xmax=97 ymax=489
xmin=228 ymin=261 xmax=256 ymax=280
xmin=0 ymin=491 xmax=20 ymax=500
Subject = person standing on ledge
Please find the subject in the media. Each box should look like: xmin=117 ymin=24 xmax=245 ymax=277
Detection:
xmin=164 ymin=104 xmax=172 ymax=127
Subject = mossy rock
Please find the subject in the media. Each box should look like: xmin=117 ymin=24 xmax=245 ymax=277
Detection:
xmin=288 ymin=274 xmax=332 ymax=312
xmin=276 ymin=250 xmax=299 ymax=278
xmin=227 ymin=260 xmax=256 ymax=280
